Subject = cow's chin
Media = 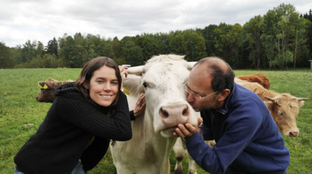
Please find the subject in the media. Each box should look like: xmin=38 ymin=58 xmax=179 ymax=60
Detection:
xmin=159 ymin=127 xmax=177 ymax=138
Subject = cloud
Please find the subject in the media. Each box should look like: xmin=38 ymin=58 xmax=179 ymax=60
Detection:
xmin=0 ymin=0 xmax=311 ymax=47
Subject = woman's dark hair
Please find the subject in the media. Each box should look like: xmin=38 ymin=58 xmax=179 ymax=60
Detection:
xmin=75 ymin=56 xmax=122 ymax=107
xmin=196 ymin=57 xmax=235 ymax=93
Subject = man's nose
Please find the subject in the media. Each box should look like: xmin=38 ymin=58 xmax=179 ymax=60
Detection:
xmin=186 ymin=92 xmax=195 ymax=103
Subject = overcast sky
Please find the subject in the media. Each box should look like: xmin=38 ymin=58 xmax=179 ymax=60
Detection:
xmin=1 ymin=0 xmax=311 ymax=47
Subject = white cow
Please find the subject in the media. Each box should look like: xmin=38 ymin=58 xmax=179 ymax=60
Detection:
xmin=110 ymin=54 xmax=200 ymax=174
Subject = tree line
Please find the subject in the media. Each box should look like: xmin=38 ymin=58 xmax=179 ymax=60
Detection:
xmin=1 ymin=3 xmax=312 ymax=69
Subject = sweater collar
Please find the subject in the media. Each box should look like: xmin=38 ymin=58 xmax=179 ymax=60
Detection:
xmin=54 ymin=82 xmax=79 ymax=98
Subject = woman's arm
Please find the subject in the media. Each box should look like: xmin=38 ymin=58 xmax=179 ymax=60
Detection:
xmin=57 ymin=91 xmax=132 ymax=141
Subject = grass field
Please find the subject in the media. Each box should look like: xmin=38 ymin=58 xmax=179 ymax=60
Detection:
xmin=0 ymin=68 xmax=311 ymax=174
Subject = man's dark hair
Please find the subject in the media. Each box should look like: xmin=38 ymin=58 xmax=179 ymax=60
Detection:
xmin=196 ymin=57 xmax=235 ymax=93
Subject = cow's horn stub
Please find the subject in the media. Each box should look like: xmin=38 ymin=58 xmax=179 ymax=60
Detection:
xmin=298 ymin=98 xmax=310 ymax=101
xmin=187 ymin=62 xmax=197 ymax=70
xmin=127 ymin=66 xmax=144 ymax=75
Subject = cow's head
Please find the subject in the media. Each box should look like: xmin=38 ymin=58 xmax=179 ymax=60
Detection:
xmin=124 ymin=54 xmax=199 ymax=137
xmin=265 ymin=93 xmax=309 ymax=137
xmin=36 ymin=79 xmax=58 ymax=102
xmin=36 ymin=78 xmax=73 ymax=103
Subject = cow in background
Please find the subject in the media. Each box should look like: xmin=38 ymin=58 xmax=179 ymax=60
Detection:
xmin=235 ymin=78 xmax=309 ymax=137
xmin=237 ymin=73 xmax=270 ymax=89
xmin=36 ymin=78 xmax=73 ymax=102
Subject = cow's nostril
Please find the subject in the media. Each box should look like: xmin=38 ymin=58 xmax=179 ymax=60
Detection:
xmin=160 ymin=104 xmax=190 ymax=128
xmin=182 ymin=107 xmax=188 ymax=116
xmin=289 ymin=131 xmax=299 ymax=137
xmin=160 ymin=108 xmax=169 ymax=118
xmin=160 ymin=104 xmax=189 ymax=119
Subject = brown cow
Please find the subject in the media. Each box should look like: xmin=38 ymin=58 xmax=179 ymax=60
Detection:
xmin=36 ymin=78 xmax=74 ymax=102
xmin=235 ymin=79 xmax=309 ymax=137
xmin=237 ymin=73 xmax=270 ymax=89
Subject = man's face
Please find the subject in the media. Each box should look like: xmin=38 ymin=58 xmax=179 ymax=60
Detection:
xmin=185 ymin=66 xmax=218 ymax=111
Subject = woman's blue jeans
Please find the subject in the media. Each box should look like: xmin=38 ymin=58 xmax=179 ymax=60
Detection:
xmin=71 ymin=161 xmax=86 ymax=174
xmin=14 ymin=161 xmax=85 ymax=174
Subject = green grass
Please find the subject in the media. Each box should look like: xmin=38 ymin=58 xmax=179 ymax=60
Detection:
xmin=1 ymin=68 xmax=311 ymax=173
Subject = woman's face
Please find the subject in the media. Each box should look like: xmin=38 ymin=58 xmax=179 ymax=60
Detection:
xmin=87 ymin=65 xmax=119 ymax=107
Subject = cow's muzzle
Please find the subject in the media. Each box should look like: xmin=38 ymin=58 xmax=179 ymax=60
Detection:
xmin=160 ymin=104 xmax=190 ymax=128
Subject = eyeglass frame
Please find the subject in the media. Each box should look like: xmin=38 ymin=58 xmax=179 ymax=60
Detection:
xmin=184 ymin=83 xmax=218 ymax=99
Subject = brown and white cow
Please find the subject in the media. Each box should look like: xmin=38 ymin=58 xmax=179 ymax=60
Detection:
xmin=237 ymin=73 xmax=270 ymax=89
xmin=36 ymin=78 xmax=74 ymax=102
xmin=234 ymin=78 xmax=309 ymax=137
xmin=109 ymin=54 xmax=200 ymax=174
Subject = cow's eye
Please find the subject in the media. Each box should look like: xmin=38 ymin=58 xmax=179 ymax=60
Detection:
xmin=278 ymin=111 xmax=284 ymax=117
xmin=142 ymin=81 xmax=155 ymax=88
xmin=143 ymin=82 xmax=148 ymax=88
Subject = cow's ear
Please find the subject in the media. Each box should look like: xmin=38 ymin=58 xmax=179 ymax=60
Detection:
xmin=38 ymin=81 xmax=45 ymax=87
xmin=39 ymin=82 xmax=49 ymax=89
xmin=123 ymin=75 xmax=143 ymax=95
xmin=265 ymin=97 xmax=282 ymax=105
xmin=265 ymin=97 xmax=275 ymax=102
xmin=264 ymin=101 xmax=273 ymax=110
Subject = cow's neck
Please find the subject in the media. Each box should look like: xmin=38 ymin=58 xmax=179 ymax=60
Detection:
xmin=254 ymin=87 xmax=279 ymax=101
xmin=132 ymin=111 xmax=177 ymax=170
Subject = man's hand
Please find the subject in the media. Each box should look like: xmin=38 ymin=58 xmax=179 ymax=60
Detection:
xmin=173 ymin=117 xmax=203 ymax=138
xmin=133 ymin=94 xmax=146 ymax=117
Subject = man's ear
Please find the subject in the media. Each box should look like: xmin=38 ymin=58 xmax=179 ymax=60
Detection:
xmin=217 ymin=89 xmax=230 ymax=102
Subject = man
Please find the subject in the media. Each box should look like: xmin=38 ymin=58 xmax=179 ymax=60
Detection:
xmin=174 ymin=57 xmax=290 ymax=174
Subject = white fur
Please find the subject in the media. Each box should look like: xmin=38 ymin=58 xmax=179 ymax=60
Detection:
xmin=110 ymin=54 xmax=200 ymax=174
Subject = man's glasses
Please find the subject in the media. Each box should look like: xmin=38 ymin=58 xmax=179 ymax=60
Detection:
xmin=184 ymin=83 xmax=218 ymax=99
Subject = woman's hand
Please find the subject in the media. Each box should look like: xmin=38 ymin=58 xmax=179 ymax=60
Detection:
xmin=119 ymin=65 xmax=129 ymax=78
xmin=119 ymin=65 xmax=129 ymax=90
xmin=133 ymin=94 xmax=146 ymax=117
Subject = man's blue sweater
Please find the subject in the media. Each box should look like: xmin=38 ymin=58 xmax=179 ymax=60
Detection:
xmin=185 ymin=83 xmax=290 ymax=174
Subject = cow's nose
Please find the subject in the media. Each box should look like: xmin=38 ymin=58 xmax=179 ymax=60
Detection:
xmin=289 ymin=131 xmax=299 ymax=137
xmin=159 ymin=104 xmax=189 ymax=127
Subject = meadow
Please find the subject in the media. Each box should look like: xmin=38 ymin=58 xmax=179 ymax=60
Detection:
xmin=0 ymin=68 xmax=311 ymax=174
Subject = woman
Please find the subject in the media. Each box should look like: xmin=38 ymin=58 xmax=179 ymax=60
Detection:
xmin=14 ymin=57 xmax=145 ymax=174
